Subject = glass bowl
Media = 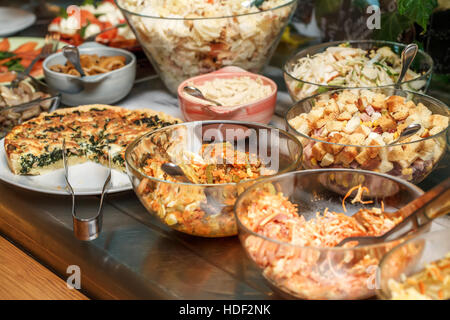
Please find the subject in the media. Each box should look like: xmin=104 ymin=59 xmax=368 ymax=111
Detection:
xmin=125 ymin=120 xmax=302 ymax=237
xmin=285 ymin=87 xmax=449 ymax=184
xmin=378 ymin=229 xmax=450 ymax=300
xmin=283 ymin=40 xmax=434 ymax=102
xmin=116 ymin=0 xmax=298 ymax=94
xmin=234 ymin=169 xmax=431 ymax=300
xmin=0 ymin=76 xmax=61 ymax=139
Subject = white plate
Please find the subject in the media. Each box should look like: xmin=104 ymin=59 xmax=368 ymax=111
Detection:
xmin=0 ymin=8 xmax=36 ymax=37
xmin=0 ymin=139 xmax=132 ymax=195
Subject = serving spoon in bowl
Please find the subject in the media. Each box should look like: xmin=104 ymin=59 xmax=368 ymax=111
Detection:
xmin=183 ymin=86 xmax=222 ymax=106
xmin=395 ymin=43 xmax=418 ymax=88
xmin=62 ymin=45 xmax=86 ymax=77
xmin=337 ymin=177 xmax=450 ymax=247
xmin=388 ymin=123 xmax=421 ymax=145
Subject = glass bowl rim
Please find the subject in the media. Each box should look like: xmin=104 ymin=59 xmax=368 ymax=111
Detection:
xmin=125 ymin=120 xmax=303 ymax=187
xmin=115 ymin=0 xmax=297 ymax=20
xmin=285 ymin=87 xmax=449 ymax=148
xmin=376 ymin=228 xmax=450 ymax=300
xmin=283 ymin=40 xmax=434 ymax=89
xmin=234 ymin=168 xmax=428 ymax=252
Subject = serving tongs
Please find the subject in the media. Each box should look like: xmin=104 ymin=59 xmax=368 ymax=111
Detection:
xmin=337 ymin=177 xmax=450 ymax=247
xmin=62 ymin=139 xmax=111 ymax=241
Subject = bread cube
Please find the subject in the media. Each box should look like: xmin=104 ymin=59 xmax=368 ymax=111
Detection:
xmin=378 ymin=160 xmax=394 ymax=173
xmin=386 ymin=95 xmax=405 ymax=112
xmin=311 ymin=142 xmax=327 ymax=161
xmin=335 ymin=146 xmax=358 ymax=165
xmin=320 ymin=153 xmax=335 ymax=167
xmin=378 ymin=114 xmax=396 ymax=131
xmin=326 ymin=120 xmax=346 ymax=132
xmin=371 ymin=93 xmax=387 ymax=110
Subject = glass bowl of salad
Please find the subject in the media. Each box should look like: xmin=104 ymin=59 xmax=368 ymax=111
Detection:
xmin=286 ymin=87 xmax=449 ymax=184
xmin=378 ymin=229 xmax=450 ymax=300
xmin=235 ymin=169 xmax=432 ymax=300
xmin=125 ymin=120 xmax=302 ymax=237
xmin=284 ymin=40 xmax=434 ymax=102
xmin=115 ymin=0 xmax=297 ymax=94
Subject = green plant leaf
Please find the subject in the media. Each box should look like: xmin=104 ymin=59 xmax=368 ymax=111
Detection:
xmin=0 ymin=51 xmax=15 ymax=60
xmin=374 ymin=12 xmax=412 ymax=41
xmin=397 ymin=0 xmax=438 ymax=31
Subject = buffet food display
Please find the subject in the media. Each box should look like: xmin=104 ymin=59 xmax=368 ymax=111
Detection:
xmin=116 ymin=0 xmax=297 ymax=93
xmin=1 ymin=2 xmax=449 ymax=301
xmin=287 ymin=88 xmax=449 ymax=183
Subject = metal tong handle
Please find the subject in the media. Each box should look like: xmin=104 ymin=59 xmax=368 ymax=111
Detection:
xmin=337 ymin=177 xmax=450 ymax=247
xmin=62 ymin=139 xmax=111 ymax=241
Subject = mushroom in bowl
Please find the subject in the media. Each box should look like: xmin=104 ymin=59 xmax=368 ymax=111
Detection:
xmin=43 ymin=42 xmax=136 ymax=106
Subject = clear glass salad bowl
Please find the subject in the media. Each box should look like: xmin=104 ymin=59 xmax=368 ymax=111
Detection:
xmin=234 ymin=169 xmax=430 ymax=300
xmin=125 ymin=121 xmax=302 ymax=237
xmin=377 ymin=229 xmax=450 ymax=300
xmin=283 ymin=40 xmax=434 ymax=102
xmin=116 ymin=0 xmax=298 ymax=94
xmin=285 ymin=87 xmax=449 ymax=184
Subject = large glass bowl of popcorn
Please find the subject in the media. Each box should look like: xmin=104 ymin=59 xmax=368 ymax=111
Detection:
xmin=283 ymin=40 xmax=434 ymax=102
xmin=116 ymin=0 xmax=297 ymax=93
xmin=286 ymin=88 xmax=449 ymax=184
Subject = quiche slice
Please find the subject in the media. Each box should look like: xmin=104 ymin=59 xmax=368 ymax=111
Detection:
xmin=4 ymin=104 xmax=180 ymax=175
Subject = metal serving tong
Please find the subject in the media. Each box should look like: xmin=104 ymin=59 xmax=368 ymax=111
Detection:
xmin=62 ymin=139 xmax=111 ymax=241
xmin=337 ymin=177 xmax=450 ymax=247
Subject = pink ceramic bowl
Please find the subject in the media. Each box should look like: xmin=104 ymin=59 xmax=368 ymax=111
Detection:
xmin=177 ymin=66 xmax=277 ymax=123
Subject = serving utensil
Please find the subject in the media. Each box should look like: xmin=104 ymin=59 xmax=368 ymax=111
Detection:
xmin=396 ymin=43 xmax=418 ymax=88
xmin=337 ymin=177 xmax=450 ymax=247
xmin=389 ymin=123 xmax=421 ymax=145
xmin=183 ymin=86 xmax=222 ymax=106
xmin=62 ymin=45 xmax=86 ymax=77
xmin=62 ymin=139 xmax=111 ymax=241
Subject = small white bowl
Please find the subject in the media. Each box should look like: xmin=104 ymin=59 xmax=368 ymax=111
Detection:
xmin=43 ymin=42 xmax=136 ymax=106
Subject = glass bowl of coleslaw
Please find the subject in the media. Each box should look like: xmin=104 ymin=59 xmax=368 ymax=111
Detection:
xmin=115 ymin=0 xmax=297 ymax=94
xmin=286 ymin=87 xmax=449 ymax=184
xmin=125 ymin=120 xmax=302 ymax=237
xmin=378 ymin=229 xmax=450 ymax=300
xmin=234 ymin=169 xmax=431 ymax=300
xmin=283 ymin=40 xmax=434 ymax=102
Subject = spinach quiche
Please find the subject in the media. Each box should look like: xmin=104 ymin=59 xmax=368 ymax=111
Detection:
xmin=4 ymin=105 xmax=180 ymax=175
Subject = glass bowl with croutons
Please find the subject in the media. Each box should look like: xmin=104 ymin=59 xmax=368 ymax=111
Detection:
xmin=286 ymin=88 xmax=449 ymax=184
xmin=0 ymin=76 xmax=61 ymax=139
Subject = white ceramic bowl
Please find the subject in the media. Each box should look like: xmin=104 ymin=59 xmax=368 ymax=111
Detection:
xmin=43 ymin=42 xmax=136 ymax=106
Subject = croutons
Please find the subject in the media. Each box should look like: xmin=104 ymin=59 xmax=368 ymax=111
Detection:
xmin=378 ymin=114 xmax=396 ymax=131
xmin=311 ymin=142 xmax=327 ymax=161
xmin=386 ymin=95 xmax=405 ymax=112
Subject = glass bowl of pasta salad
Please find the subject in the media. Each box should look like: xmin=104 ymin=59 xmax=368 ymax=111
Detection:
xmin=286 ymin=87 xmax=449 ymax=184
xmin=125 ymin=121 xmax=302 ymax=237
xmin=284 ymin=40 xmax=434 ymax=102
xmin=234 ymin=169 xmax=431 ymax=300
xmin=115 ymin=0 xmax=297 ymax=93
xmin=378 ymin=229 xmax=450 ymax=300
